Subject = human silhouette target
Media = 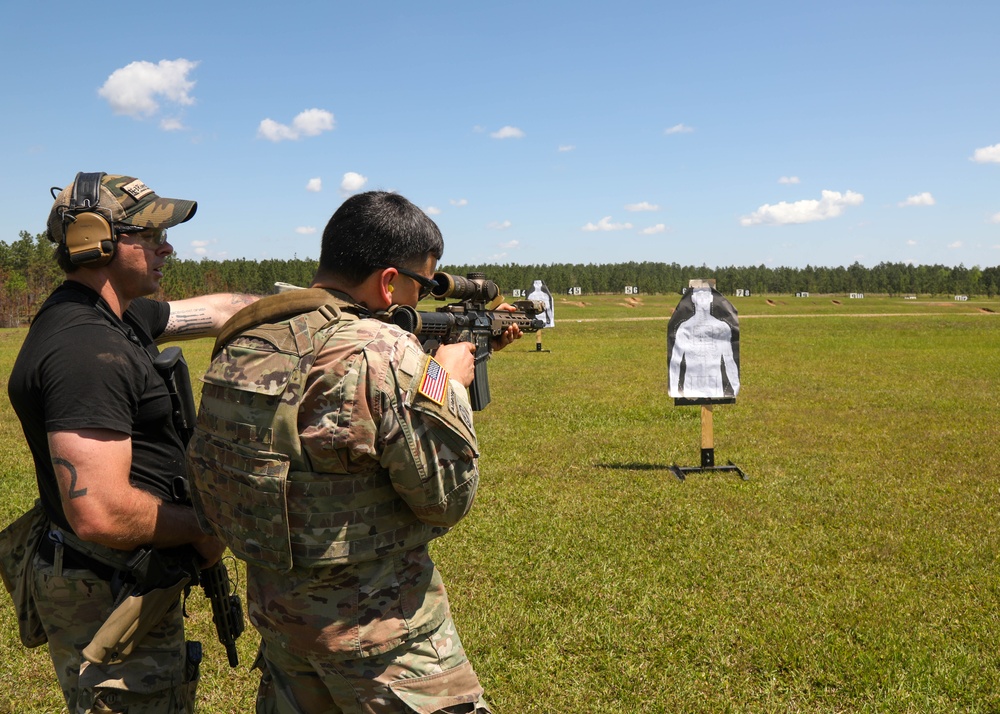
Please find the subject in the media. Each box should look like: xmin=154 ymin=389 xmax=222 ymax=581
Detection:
xmin=667 ymin=286 xmax=740 ymax=402
xmin=527 ymin=280 xmax=554 ymax=328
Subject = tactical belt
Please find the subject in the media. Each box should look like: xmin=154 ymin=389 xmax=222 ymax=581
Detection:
xmin=37 ymin=535 xmax=119 ymax=581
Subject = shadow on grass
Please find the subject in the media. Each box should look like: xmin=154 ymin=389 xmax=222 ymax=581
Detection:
xmin=595 ymin=462 xmax=673 ymax=471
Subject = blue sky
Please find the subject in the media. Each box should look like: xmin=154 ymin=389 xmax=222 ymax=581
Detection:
xmin=2 ymin=1 xmax=999 ymax=269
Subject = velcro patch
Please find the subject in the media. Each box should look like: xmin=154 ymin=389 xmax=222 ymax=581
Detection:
xmin=121 ymin=179 xmax=154 ymax=201
xmin=417 ymin=357 xmax=449 ymax=405
xmin=399 ymin=343 xmax=424 ymax=378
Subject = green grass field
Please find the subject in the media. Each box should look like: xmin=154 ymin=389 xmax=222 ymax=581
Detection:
xmin=1 ymin=294 xmax=999 ymax=713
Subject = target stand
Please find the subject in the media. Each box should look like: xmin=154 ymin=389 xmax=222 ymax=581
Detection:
xmin=669 ymin=401 xmax=746 ymax=481
xmin=531 ymin=330 xmax=551 ymax=353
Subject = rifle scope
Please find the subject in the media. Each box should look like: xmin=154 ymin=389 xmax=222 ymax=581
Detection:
xmin=431 ymin=272 xmax=501 ymax=304
xmin=384 ymin=305 xmax=456 ymax=339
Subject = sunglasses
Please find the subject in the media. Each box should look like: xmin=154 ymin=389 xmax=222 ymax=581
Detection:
xmin=115 ymin=224 xmax=168 ymax=247
xmin=379 ymin=264 xmax=438 ymax=300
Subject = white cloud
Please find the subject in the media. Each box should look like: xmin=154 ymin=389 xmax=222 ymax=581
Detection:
xmin=624 ymin=201 xmax=660 ymax=212
xmin=340 ymin=172 xmax=368 ymax=194
xmin=739 ymin=190 xmax=864 ymax=226
xmin=664 ymin=123 xmax=694 ymax=135
xmin=450 ymin=198 xmax=468 ymax=207
xmin=258 ymin=119 xmax=297 ymax=141
xmin=582 ymin=216 xmax=634 ymax=232
xmin=306 ymin=178 xmax=322 ymax=192
xmin=558 ymin=145 xmax=576 ymax=152
xmin=899 ymin=192 xmax=935 ymax=207
xmin=640 ymin=224 xmax=667 ymax=235
xmin=424 ymin=206 xmax=442 ymax=215
xmin=500 ymin=240 xmax=520 ymax=250
xmin=295 ymin=226 xmax=317 ymax=235
xmin=98 ymin=59 xmax=199 ymax=119
xmin=257 ymin=108 xmax=335 ymax=142
xmin=907 ymin=239 xmax=918 ymax=246
xmin=487 ymin=220 xmax=512 ymax=230
xmin=948 ymin=241 xmax=963 ymax=249
xmin=989 ymin=212 xmax=1000 ymax=224
xmin=160 ymin=118 xmax=185 ymax=131
xmin=191 ymin=240 xmax=209 ymax=248
xmin=491 ymin=126 xmax=525 ymax=139
xmin=293 ymin=109 xmax=336 ymax=136
xmin=971 ymin=143 xmax=1000 ymax=163
xmin=778 ymin=176 xmax=800 ymax=185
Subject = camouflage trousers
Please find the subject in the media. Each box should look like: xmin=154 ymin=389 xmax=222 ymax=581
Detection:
xmin=255 ymin=615 xmax=491 ymax=714
xmin=30 ymin=550 xmax=201 ymax=713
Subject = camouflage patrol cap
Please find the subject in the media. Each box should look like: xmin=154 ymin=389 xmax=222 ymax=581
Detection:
xmin=47 ymin=172 xmax=198 ymax=243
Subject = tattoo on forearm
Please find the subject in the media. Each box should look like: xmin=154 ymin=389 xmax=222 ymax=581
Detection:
xmin=231 ymin=294 xmax=257 ymax=307
xmin=53 ymin=457 xmax=88 ymax=499
xmin=166 ymin=308 xmax=214 ymax=336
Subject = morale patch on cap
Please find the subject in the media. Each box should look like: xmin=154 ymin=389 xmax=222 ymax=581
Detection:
xmin=417 ymin=357 xmax=449 ymax=405
xmin=121 ymin=179 xmax=154 ymax=201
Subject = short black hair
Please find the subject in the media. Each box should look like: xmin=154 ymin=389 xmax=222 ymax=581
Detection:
xmin=318 ymin=191 xmax=444 ymax=284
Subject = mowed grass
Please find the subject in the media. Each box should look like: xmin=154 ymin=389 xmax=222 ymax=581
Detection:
xmin=1 ymin=294 xmax=999 ymax=713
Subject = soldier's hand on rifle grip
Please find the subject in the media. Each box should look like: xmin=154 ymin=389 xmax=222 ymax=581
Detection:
xmin=491 ymin=303 xmax=523 ymax=351
xmin=435 ymin=342 xmax=476 ymax=387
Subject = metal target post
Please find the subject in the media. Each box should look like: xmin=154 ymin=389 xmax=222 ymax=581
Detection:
xmin=668 ymin=400 xmax=746 ymax=481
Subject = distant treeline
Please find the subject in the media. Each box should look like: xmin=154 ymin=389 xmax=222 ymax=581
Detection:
xmin=2 ymin=231 xmax=999 ymax=327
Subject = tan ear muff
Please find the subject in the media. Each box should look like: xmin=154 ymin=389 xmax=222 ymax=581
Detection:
xmin=65 ymin=211 xmax=116 ymax=267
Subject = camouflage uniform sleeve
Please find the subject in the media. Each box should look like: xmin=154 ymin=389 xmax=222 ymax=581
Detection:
xmin=376 ymin=333 xmax=480 ymax=528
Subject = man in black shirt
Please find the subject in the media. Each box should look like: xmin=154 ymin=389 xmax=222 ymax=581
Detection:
xmin=6 ymin=172 xmax=257 ymax=713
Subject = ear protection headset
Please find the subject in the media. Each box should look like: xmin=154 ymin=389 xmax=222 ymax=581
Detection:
xmin=62 ymin=172 xmax=117 ymax=267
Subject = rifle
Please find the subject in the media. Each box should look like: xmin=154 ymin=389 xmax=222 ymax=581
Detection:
xmin=150 ymin=347 xmax=246 ymax=667
xmin=387 ymin=272 xmax=546 ymax=410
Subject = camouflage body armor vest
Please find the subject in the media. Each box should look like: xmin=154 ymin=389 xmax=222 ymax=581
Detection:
xmin=187 ymin=289 xmax=445 ymax=572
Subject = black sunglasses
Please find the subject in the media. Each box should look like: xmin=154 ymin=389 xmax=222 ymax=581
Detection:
xmin=379 ymin=264 xmax=438 ymax=300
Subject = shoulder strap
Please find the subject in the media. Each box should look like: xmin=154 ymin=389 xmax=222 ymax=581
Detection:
xmin=32 ymin=283 xmax=94 ymax=323
xmin=212 ymin=288 xmax=363 ymax=357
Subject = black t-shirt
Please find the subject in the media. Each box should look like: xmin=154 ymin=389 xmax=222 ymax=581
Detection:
xmin=7 ymin=281 xmax=182 ymax=532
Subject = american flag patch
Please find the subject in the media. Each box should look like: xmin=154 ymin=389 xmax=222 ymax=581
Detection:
xmin=418 ymin=357 xmax=449 ymax=404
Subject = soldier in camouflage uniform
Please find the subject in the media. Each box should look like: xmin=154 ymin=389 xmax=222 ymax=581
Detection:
xmin=187 ymin=191 xmax=519 ymax=713
xmin=5 ymin=172 xmax=258 ymax=712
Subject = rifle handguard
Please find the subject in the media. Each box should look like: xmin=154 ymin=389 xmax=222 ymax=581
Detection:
xmin=201 ymin=561 xmax=245 ymax=668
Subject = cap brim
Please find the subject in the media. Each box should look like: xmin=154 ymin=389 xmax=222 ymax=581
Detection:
xmin=125 ymin=197 xmax=198 ymax=230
